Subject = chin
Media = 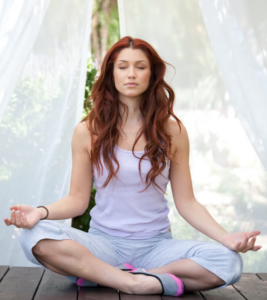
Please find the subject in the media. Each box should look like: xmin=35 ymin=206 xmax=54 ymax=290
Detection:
xmin=122 ymin=92 xmax=141 ymax=97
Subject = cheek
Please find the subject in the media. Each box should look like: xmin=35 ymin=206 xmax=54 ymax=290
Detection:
xmin=114 ymin=73 xmax=124 ymax=86
xmin=141 ymin=71 xmax=150 ymax=86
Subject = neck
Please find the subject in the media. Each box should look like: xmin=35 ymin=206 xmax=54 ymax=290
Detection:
xmin=118 ymin=107 xmax=143 ymax=127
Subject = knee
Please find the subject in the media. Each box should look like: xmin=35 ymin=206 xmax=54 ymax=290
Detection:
xmin=208 ymin=274 xmax=226 ymax=287
xmin=226 ymin=250 xmax=243 ymax=284
xmin=20 ymin=222 xmax=49 ymax=257
xmin=20 ymin=225 xmax=37 ymax=251
xmin=32 ymin=239 xmax=51 ymax=258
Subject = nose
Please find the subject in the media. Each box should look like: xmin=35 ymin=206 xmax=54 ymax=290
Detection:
xmin=127 ymin=66 xmax=136 ymax=78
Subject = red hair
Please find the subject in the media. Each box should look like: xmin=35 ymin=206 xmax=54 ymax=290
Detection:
xmin=81 ymin=36 xmax=181 ymax=194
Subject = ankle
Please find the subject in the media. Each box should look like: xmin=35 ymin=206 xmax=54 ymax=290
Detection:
xmin=130 ymin=274 xmax=162 ymax=295
xmin=117 ymin=273 xmax=136 ymax=295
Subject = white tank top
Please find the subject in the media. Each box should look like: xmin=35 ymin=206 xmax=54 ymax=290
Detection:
xmin=89 ymin=144 xmax=171 ymax=239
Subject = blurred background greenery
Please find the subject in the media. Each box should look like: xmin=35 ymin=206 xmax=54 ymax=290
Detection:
xmin=71 ymin=0 xmax=120 ymax=232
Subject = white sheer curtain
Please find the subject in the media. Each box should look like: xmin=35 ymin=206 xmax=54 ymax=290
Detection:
xmin=0 ymin=0 xmax=93 ymax=266
xmin=198 ymin=0 xmax=267 ymax=171
xmin=118 ymin=0 xmax=267 ymax=272
xmin=0 ymin=0 xmax=50 ymax=122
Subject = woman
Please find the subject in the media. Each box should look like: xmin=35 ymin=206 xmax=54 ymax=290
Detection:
xmin=4 ymin=36 xmax=261 ymax=297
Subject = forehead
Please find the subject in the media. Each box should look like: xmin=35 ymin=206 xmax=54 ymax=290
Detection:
xmin=115 ymin=48 xmax=149 ymax=63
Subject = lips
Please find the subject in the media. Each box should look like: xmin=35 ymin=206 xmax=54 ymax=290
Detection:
xmin=126 ymin=83 xmax=138 ymax=86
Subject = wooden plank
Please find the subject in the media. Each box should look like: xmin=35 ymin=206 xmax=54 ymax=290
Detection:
xmin=200 ymin=285 xmax=246 ymax=299
xmin=0 ymin=266 xmax=44 ymax=300
xmin=120 ymin=291 xmax=161 ymax=299
xmin=257 ymin=273 xmax=267 ymax=283
xmin=34 ymin=269 xmax=78 ymax=300
xmin=79 ymin=286 xmax=119 ymax=299
xmin=0 ymin=267 xmax=266 ymax=299
xmin=120 ymin=290 xmax=203 ymax=299
xmin=0 ymin=266 xmax=9 ymax=282
xmin=165 ymin=292 xmax=206 ymax=299
xmin=163 ymin=291 xmax=206 ymax=299
xmin=233 ymin=273 xmax=267 ymax=300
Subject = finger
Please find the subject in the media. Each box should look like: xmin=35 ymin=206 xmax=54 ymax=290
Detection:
xmin=10 ymin=210 xmax=16 ymax=224
xmin=236 ymin=240 xmax=247 ymax=251
xmin=3 ymin=218 xmax=12 ymax=226
xmin=241 ymin=236 xmax=256 ymax=253
xmin=21 ymin=213 xmax=28 ymax=227
xmin=10 ymin=205 xmax=21 ymax=211
xmin=248 ymin=236 xmax=256 ymax=248
xmin=252 ymin=245 xmax=262 ymax=251
xmin=236 ymin=242 xmax=245 ymax=252
xmin=15 ymin=210 xmax=22 ymax=227
xmin=247 ymin=231 xmax=261 ymax=239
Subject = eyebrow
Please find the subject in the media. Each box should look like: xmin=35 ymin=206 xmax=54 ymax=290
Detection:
xmin=117 ymin=60 xmax=147 ymax=63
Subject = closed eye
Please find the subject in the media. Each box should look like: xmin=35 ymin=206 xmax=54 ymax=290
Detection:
xmin=119 ymin=67 xmax=145 ymax=69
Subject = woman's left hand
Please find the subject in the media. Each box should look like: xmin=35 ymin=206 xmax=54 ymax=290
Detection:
xmin=221 ymin=230 xmax=262 ymax=253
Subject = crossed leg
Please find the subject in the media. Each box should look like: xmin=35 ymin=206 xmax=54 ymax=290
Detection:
xmin=137 ymin=238 xmax=243 ymax=293
xmin=32 ymin=239 xmax=225 ymax=294
xmin=20 ymin=221 xmax=242 ymax=295
xmin=20 ymin=221 xmax=165 ymax=295
xmin=146 ymin=258 xmax=225 ymax=292
xmin=32 ymin=238 xmax=136 ymax=293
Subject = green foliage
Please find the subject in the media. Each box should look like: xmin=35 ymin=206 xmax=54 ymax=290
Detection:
xmin=107 ymin=4 xmax=120 ymax=50
xmin=93 ymin=0 xmax=120 ymax=52
xmin=72 ymin=182 xmax=96 ymax=232
xmin=71 ymin=56 xmax=98 ymax=232
xmin=83 ymin=56 xmax=98 ymax=116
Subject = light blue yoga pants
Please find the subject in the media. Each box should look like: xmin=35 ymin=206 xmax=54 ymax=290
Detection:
xmin=20 ymin=220 xmax=243 ymax=289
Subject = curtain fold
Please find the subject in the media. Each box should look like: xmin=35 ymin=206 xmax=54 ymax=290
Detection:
xmin=0 ymin=0 xmax=51 ymax=122
xmin=118 ymin=0 xmax=267 ymax=273
xmin=0 ymin=0 xmax=93 ymax=266
xmin=198 ymin=0 xmax=267 ymax=171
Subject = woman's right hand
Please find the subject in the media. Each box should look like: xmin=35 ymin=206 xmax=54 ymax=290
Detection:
xmin=3 ymin=205 xmax=43 ymax=229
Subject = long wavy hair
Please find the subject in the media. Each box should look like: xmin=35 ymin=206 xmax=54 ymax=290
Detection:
xmin=81 ymin=36 xmax=181 ymax=194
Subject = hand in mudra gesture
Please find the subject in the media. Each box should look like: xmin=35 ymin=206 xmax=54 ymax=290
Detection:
xmin=221 ymin=230 xmax=262 ymax=253
xmin=3 ymin=205 xmax=42 ymax=229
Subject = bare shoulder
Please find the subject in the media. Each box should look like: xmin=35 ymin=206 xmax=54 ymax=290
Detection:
xmin=167 ymin=118 xmax=189 ymax=156
xmin=74 ymin=121 xmax=91 ymax=136
xmin=72 ymin=121 xmax=91 ymax=154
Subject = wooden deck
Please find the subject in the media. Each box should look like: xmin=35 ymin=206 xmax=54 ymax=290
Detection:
xmin=0 ymin=266 xmax=266 ymax=299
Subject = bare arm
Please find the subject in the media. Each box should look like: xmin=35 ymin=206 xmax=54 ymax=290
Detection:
xmin=4 ymin=121 xmax=93 ymax=228
xmin=38 ymin=121 xmax=93 ymax=220
xmin=169 ymin=121 xmax=229 ymax=244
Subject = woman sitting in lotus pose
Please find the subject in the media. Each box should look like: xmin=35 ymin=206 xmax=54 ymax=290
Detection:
xmin=4 ymin=36 xmax=261 ymax=297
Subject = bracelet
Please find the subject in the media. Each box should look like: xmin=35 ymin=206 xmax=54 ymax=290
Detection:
xmin=37 ymin=206 xmax=49 ymax=220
